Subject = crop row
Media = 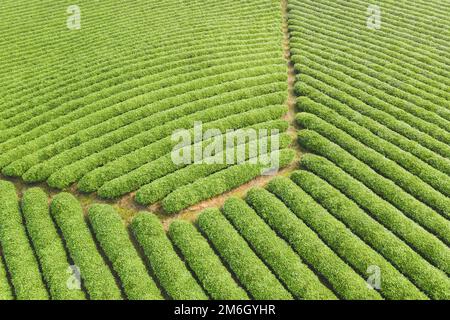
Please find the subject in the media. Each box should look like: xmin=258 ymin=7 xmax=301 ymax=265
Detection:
xmin=222 ymin=197 xmax=337 ymax=300
xmin=298 ymin=130 xmax=450 ymax=241
xmin=50 ymin=193 xmax=122 ymax=300
xmin=49 ymin=105 xmax=288 ymax=192
xmin=23 ymin=95 xmax=287 ymax=188
xmin=290 ymin=168 xmax=449 ymax=300
xmin=131 ymin=213 xmax=208 ymax=300
xmin=0 ymin=47 xmax=282 ymax=155
xmin=21 ymin=188 xmax=86 ymax=300
xmin=300 ymin=155 xmax=450 ymax=270
xmin=289 ymin=1 xmax=450 ymax=83
xmin=294 ymin=62 xmax=449 ymax=143
xmin=245 ymin=187 xmax=382 ymax=300
xmin=135 ymin=131 xmax=290 ymax=205
xmin=297 ymin=112 xmax=450 ymax=201
xmin=88 ymin=205 xmax=163 ymax=300
xmin=1 ymin=57 xmax=284 ymax=162
xmin=98 ymin=129 xmax=290 ymax=199
xmin=161 ymin=148 xmax=295 ymax=213
xmin=267 ymin=176 xmax=427 ymax=300
xmin=198 ymin=208 xmax=293 ymax=299
xmin=0 ymin=181 xmax=48 ymax=300
xmin=294 ymin=39 xmax=450 ymax=121
xmin=297 ymin=93 xmax=450 ymax=175
xmin=168 ymin=220 xmax=249 ymax=300
xmin=295 ymin=77 xmax=450 ymax=158
xmin=3 ymin=68 xmax=286 ymax=176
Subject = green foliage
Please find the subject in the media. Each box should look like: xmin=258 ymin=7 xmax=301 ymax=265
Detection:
xmin=268 ymin=176 xmax=428 ymax=300
xmin=131 ymin=213 xmax=207 ymax=300
xmin=97 ymin=126 xmax=290 ymax=199
xmin=245 ymin=187 xmax=382 ymax=300
xmin=162 ymin=148 xmax=295 ymax=213
xmin=223 ymin=197 xmax=337 ymax=300
xmin=50 ymin=193 xmax=122 ymax=300
xmin=0 ymin=253 xmax=13 ymax=300
xmin=297 ymin=103 xmax=450 ymax=196
xmin=198 ymin=208 xmax=293 ymax=300
xmin=0 ymin=181 xmax=48 ymax=300
xmin=296 ymin=116 xmax=450 ymax=215
xmin=300 ymin=155 xmax=450 ymax=271
xmin=296 ymin=92 xmax=450 ymax=174
xmin=290 ymin=168 xmax=450 ymax=300
xmin=88 ymin=204 xmax=163 ymax=300
xmin=169 ymin=220 xmax=248 ymax=300
xmin=21 ymin=188 xmax=86 ymax=300
xmin=298 ymin=130 xmax=450 ymax=238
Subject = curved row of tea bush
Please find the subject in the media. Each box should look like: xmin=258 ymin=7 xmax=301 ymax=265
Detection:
xmin=222 ymin=197 xmax=337 ymax=300
xmin=245 ymin=188 xmax=382 ymax=300
xmin=198 ymin=208 xmax=293 ymax=300
xmin=0 ymin=0 xmax=288 ymax=211
xmin=291 ymin=170 xmax=450 ymax=300
xmin=298 ymin=130 xmax=450 ymax=239
xmin=267 ymin=176 xmax=428 ymax=300
xmin=21 ymin=188 xmax=86 ymax=300
xmin=162 ymin=149 xmax=295 ymax=213
xmin=131 ymin=213 xmax=208 ymax=300
xmin=0 ymin=181 xmax=48 ymax=300
xmin=168 ymin=220 xmax=249 ymax=300
xmin=88 ymin=205 xmax=163 ymax=300
xmin=50 ymin=193 xmax=122 ymax=300
xmin=297 ymin=103 xmax=450 ymax=196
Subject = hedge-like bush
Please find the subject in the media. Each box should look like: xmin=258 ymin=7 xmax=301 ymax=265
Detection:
xmin=50 ymin=193 xmax=122 ymax=300
xmin=0 ymin=53 xmax=284 ymax=171
xmin=21 ymin=188 xmax=86 ymax=300
xmin=12 ymin=76 xmax=286 ymax=180
xmin=290 ymin=168 xmax=450 ymax=300
xmin=45 ymin=105 xmax=287 ymax=189
xmin=131 ymin=212 xmax=207 ymax=300
xmin=296 ymin=116 xmax=450 ymax=215
xmin=268 ymin=176 xmax=428 ymax=300
xmin=162 ymin=149 xmax=295 ymax=213
xmin=298 ymin=130 xmax=450 ymax=236
xmin=296 ymin=92 xmax=450 ymax=175
xmin=0 ymin=254 xmax=13 ymax=300
xmin=0 ymin=181 xmax=48 ymax=300
xmin=295 ymin=76 xmax=450 ymax=158
xmin=223 ymin=197 xmax=337 ymax=300
xmin=169 ymin=220 xmax=248 ymax=300
xmin=97 ymin=129 xmax=290 ymax=199
xmin=19 ymin=80 xmax=286 ymax=184
xmin=300 ymin=154 xmax=450 ymax=269
xmin=88 ymin=204 xmax=163 ymax=300
xmin=246 ymin=187 xmax=382 ymax=300
xmin=198 ymin=208 xmax=293 ymax=300
xmin=297 ymin=103 xmax=450 ymax=196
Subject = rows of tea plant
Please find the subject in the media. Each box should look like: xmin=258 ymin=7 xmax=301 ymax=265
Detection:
xmin=285 ymin=0 xmax=450 ymax=299
xmin=1 ymin=174 xmax=448 ymax=299
xmin=0 ymin=0 xmax=292 ymax=212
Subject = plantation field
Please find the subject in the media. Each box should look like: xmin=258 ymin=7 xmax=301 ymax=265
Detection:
xmin=0 ymin=0 xmax=294 ymax=213
xmin=1 ymin=0 xmax=449 ymax=301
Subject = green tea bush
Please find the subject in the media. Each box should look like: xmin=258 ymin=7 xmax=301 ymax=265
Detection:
xmin=198 ymin=208 xmax=293 ymax=300
xmin=131 ymin=212 xmax=207 ymax=300
xmin=88 ymin=204 xmax=162 ymax=300
xmin=169 ymin=220 xmax=248 ymax=300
